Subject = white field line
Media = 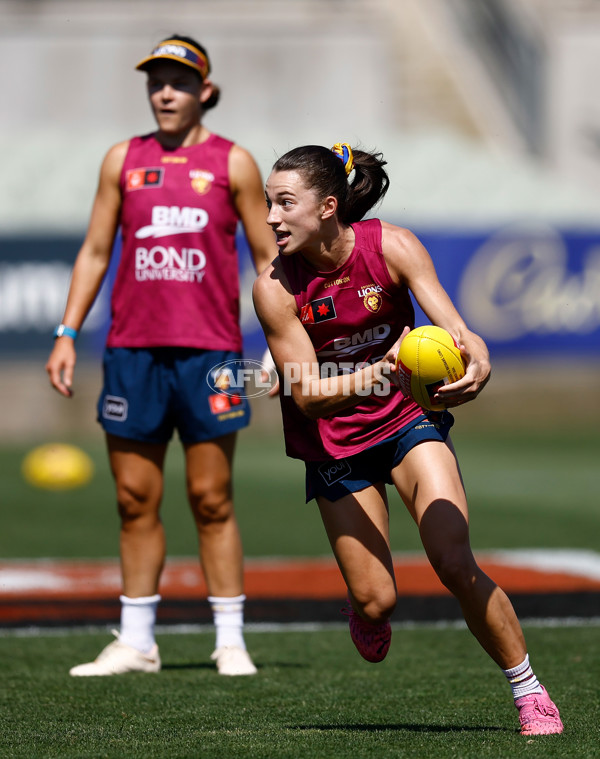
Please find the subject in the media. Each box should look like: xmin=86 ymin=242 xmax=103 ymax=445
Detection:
xmin=0 ymin=617 xmax=599 ymax=639
xmin=1 ymin=549 xmax=600 ymax=593
xmin=481 ymin=549 xmax=600 ymax=580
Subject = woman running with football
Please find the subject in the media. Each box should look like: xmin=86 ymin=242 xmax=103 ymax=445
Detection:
xmin=46 ymin=34 xmax=275 ymax=677
xmin=252 ymin=142 xmax=563 ymax=734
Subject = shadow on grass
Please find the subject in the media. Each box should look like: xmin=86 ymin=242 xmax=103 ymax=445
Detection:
xmin=290 ymin=723 xmax=509 ymax=734
xmin=162 ymin=661 xmax=306 ymax=671
xmin=161 ymin=662 xmax=217 ymax=671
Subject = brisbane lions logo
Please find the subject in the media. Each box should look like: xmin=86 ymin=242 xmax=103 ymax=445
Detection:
xmin=190 ymin=170 xmax=214 ymax=195
xmin=363 ymin=292 xmax=382 ymax=313
xmin=358 ymin=284 xmax=383 ymax=313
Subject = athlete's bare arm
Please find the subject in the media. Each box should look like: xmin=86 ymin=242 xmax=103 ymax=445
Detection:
xmin=253 ymin=260 xmax=391 ymax=419
xmin=380 ymin=222 xmax=490 ymax=405
xmin=229 ymin=145 xmax=277 ymax=275
xmin=46 ymin=141 xmax=128 ymax=397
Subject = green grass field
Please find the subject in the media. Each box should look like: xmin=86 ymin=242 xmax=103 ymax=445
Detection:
xmin=1 ymin=423 xmax=598 ymax=559
xmin=1 ymin=412 xmax=599 ymax=758
xmin=1 ymin=624 xmax=598 ymax=759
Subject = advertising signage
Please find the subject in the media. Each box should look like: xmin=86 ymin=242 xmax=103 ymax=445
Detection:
xmin=414 ymin=225 xmax=600 ymax=356
xmin=0 ymin=225 xmax=598 ymax=360
xmin=0 ymin=237 xmax=112 ymax=357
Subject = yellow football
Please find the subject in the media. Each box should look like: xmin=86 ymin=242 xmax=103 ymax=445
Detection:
xmin=22 ymin=443 xmax=94 ymax=490
xmin=396 ymin=326 xmax=465 ymax=411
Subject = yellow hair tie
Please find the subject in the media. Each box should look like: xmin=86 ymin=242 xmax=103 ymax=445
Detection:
xmin=331 ymin=142 xmax=354 ymax=176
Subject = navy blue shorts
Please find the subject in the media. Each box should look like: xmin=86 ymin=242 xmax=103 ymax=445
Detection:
xmin=304 ymin=412 xmax=454 ymax=503
xmin=97 ymin=347 xmax=251 ymax=444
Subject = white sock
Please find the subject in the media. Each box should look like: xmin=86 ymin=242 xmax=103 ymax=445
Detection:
xmin=503 ymin=654 xmax=543 ymax=700
xmin=119 ymin=594 xmax=161 ymax=654
xmin=208 ymin=594 xmax=246 ymax=650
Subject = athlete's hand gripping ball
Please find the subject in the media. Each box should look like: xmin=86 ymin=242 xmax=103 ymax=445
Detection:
xmin=395 ymin=326 xmax=466 ymax=411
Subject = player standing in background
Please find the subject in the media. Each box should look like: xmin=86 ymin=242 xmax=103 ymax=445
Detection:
xmin=253 ymin=142 xmax=563 ymax=734
xmin=46 ymin=35 xmax=275 ymax=676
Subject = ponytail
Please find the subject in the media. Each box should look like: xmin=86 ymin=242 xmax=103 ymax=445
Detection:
xmin=272 ymin=143 xmax=389 ymax=224
xmin=344 ymin=148 xmax=389 ymax=224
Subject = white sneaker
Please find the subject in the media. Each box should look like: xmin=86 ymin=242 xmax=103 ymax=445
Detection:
xmin=211 ymin=646 xmax=257 ymax=676
xmin=69 ymin=631 xmax=161 ymax=676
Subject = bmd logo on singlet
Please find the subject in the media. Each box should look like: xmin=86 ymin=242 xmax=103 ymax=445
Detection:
xmin=318 ymin=323 xmax=392 ymax=358
xmin=136 ymin=206 xmax=209 ymax=239
xmin=134 ymin=206 xmax=209 ymax=283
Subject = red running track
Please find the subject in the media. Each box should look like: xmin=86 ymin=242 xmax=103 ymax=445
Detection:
xmin=1 ymin=552 xmax=599 ymax=626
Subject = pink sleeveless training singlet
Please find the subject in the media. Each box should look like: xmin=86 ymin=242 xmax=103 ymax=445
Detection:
xmin=278 ymin=218 xmax=423 ymax=461
xmin=107 ymin=133 xmax=243 ymax=351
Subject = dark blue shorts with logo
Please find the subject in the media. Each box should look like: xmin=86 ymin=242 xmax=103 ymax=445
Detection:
xmin=304 ymin=412 xmax=454 ymax=503
xmin=97 ymin=347 xmax=251 ymax=444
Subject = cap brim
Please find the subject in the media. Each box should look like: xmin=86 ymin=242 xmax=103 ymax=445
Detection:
xmin=135 ymin=54 xmax=204 ymax=74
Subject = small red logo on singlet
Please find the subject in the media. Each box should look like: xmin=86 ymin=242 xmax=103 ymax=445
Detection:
xmin=300 ymin=296 xmax=337 ymax=324
xmin=126 ymin=168 xmax=164 ymax=191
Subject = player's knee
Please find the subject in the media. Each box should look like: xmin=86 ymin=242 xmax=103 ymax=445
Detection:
xmin=188 ymin=482 xmax=233 ymax=526
xmin=115 ymin=480 xmax=158 ymax=526
xmin=430 ymin=549 xmax=475 ymax=595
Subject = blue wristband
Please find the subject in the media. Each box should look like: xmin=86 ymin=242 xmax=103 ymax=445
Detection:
xmin=53 ymin=324 xmax=78 ymax=340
